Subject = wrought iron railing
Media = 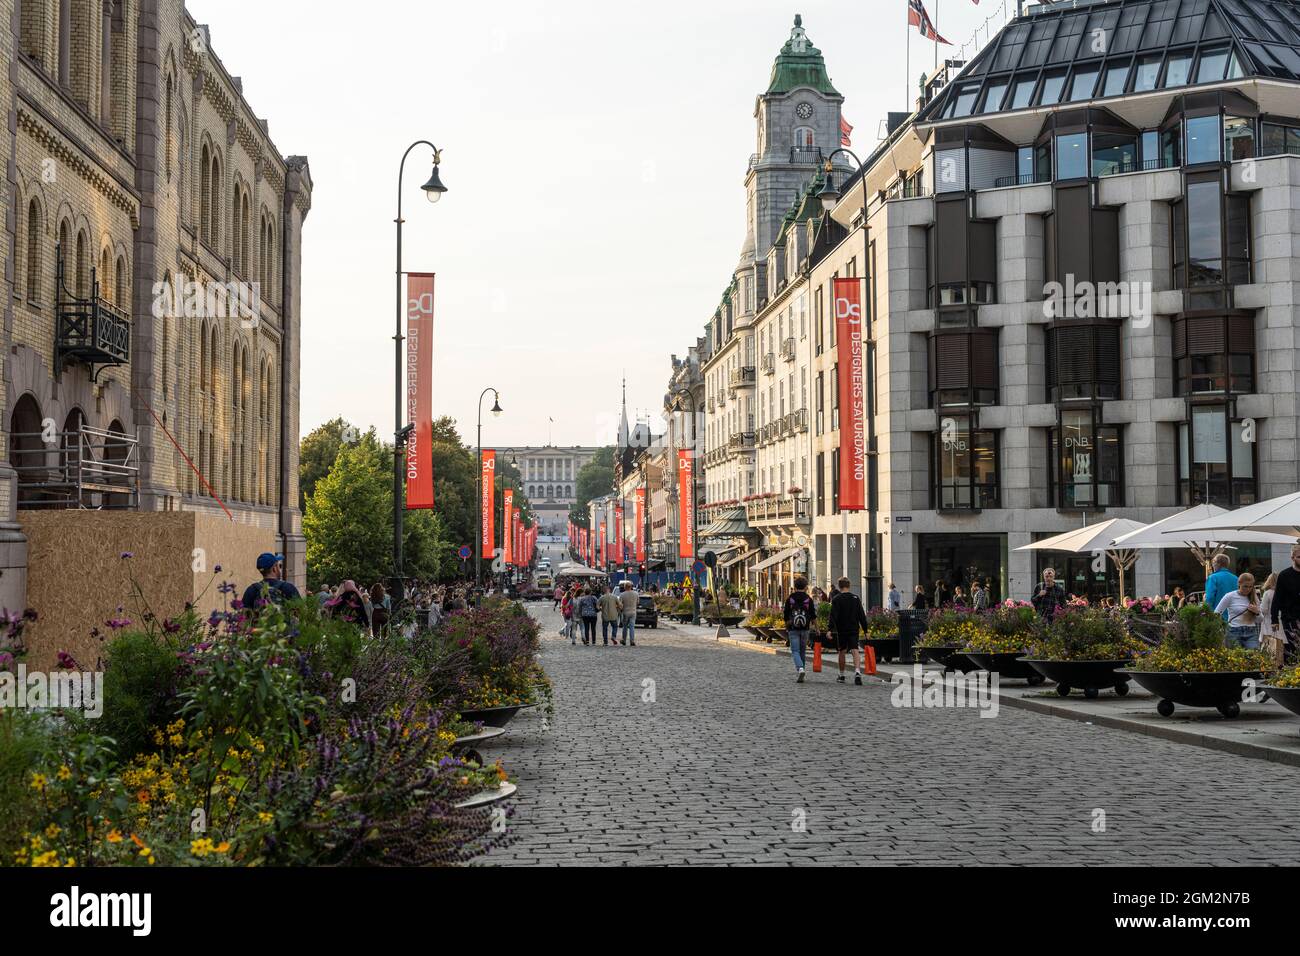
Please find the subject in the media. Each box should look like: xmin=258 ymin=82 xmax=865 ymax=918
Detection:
xmin=10 ymin=423 xmax=139 ymax=509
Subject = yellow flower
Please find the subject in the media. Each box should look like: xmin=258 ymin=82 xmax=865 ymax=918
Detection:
xmin=257 ymin=812 xmax=273 ymax=824
xmin=56 ymin=765 xmax=72 ymax=781
xmin=169 ymin=734 xmax=184 ymax=747
xmin=29 ymin=773 xmax=47 ymax=790
xmin=106 ymin=830 xmax=123 ymax=844
xmin=190 ymin=838 xmax=215 ymax=857
xmin=44 ymin=823 xmax=61 ymax=839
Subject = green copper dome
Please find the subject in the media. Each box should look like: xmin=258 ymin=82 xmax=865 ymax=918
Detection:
xmin=767 ymin=14 xmax=840 ymax=97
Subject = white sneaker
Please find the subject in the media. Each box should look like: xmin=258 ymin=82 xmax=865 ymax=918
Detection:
xmin=796 ymin=669 xmax=806 ymax=683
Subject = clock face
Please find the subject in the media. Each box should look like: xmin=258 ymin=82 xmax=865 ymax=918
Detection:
xmin=795 ymin=102 xmax=814 ymax=120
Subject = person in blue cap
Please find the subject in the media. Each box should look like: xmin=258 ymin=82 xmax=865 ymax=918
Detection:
xmin=241 ymin=552 xmax=301 ymax=610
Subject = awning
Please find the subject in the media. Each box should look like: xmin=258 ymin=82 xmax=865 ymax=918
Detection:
xmin=749 ymin=546 xmax=803 ymax=574
xmin=719 ymin=547 xmax=763 ymax=570
xmin=699 ymin=507 xmax=753 ymax=538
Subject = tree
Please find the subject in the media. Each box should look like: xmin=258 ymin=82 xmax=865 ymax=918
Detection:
xmin=299 ymin=417 xmax=364 ymax=508
xmin=569 ymin=446 xmax=616 ymax=525
xmin=303 ymin=434 xmax=451 ymax=591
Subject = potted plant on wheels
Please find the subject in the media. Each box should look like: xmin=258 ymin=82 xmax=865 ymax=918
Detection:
xmin=914 ymin=609 xmax=989 ymax=673
xmin=962 ymin=602 xmax=1045 ymax=683
xmin=1023 ymin=604 xmax=1147 ymax=698
xmin=862 ymin=609 xmax=900 ymax=663
xmin=1259 ymin=665 xmax=1300 ymax=733
xmin=1124 ymin=604 xmax=1273 ymax=718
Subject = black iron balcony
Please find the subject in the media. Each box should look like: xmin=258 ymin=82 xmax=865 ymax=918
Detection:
xmin=55 ymin=251 xmax=130 ymax=381
xmin=728 ymin=431 xmax=756 ymax=450
xmin=728 ymin=366 xmax=756 ymax=390
xmin=790 ymin=146 xmax=823 ymax=165
xmin=780 ymin=337 xmax=797 ymax=362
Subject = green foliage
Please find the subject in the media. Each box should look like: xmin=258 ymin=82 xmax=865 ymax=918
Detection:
xmin=299 ymin=417 xmax=365 ymax=509
xmin=1037 ymin=605 xmax=1144 ymax=661
xmin=98 ymin=630 xmax=184 ymax=761
xmin=569 ymin=446 xmax=616 ymax=525
xmin=1165 ymin=602 xmax=1229 ymax=654
xmin=303 ymin=434 xmax=451 ymax=588
xmin=0 ymin=712 xmax=45 ymax=861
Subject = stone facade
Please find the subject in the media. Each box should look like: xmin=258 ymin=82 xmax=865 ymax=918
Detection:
xmin=0 ymin=0 xmax=311 ymax=612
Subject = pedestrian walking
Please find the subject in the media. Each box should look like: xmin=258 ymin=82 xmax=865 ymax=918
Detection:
xmin=1031 ymin=568 xmax=1067 ymax=621
xmin=911 ymin=584 xmax=929 ymax=610
xmin=1271 ymin=545 xmax=1300 ymax=662
xmin=829 ymin=576 xmax=870 ymax=685
xmin=952 ymin=585 xmax=967 ymax=608
xmin=972 ymin=580 xmax=989 ymax=611
xmin=599 ymin=585 xmax=621 ymax=646
xmin=618 ymin=580 xmax=639 ymax=646
xmin=1259 ymin=573 xmax=1286 ymax=666
xmin=933 ymin=581 xmax=948 ymax=608
xmin=887 ymin=582 xmax=901 ymax=611
xmin=783 ymin=576 xmax=816 ymax=682
xmin=1216 ymin=572 xmax=1261 ymax=649
xmin=240 ymin=552 xmax=301 ymax=611
xmin=1204 ymin=553 xmax=1238 ymax=620
xmin=577 ymin=586 xmax=598 ymax=645
xmin=553 ymin=584 xmax=564 ymax=610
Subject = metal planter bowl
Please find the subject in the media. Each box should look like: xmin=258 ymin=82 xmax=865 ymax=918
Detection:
xmin=863 ymin=637 xmax=900 ymax=663
xmin=963 ymin=651 xmax=1043 ymax=683
xmin=454 ymin=781 xmax=518 ymax=810
xmin=1125 ymin=670 xmax=1262 ymax=718
xmin=915 ymin=644 xmax=964 ymax=670
xmin=1023 ymin=659 xmax=1132 ymax=698
xmin=1259 ymin=685 xmax=1300 ymax=732
xmin=457 ymin=703 xmax=535 ymax=728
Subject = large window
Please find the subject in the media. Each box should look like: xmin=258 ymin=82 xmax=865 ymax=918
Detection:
xmin=1173 ymin=315 xmax=1254 ymax=396
xmin=1173 ymin=177 xmax=1251 ymax=288
xmin=1177 ymin=406 xmax=1256 ymax=507
xmin=1050 ymin=409 xmax=1122 ymax=510
xmin=1093 ymin=132 xmax=1137 ymax=176
xmin=932 ymin=418 xmax=999 ymax=510
xmin=1261 ymin=122 xmax=1300 ymax=156
xmin=1102 ymin=61 xmax=1131 ymax=97
xmin=1056 ymin=132 xmax=1089 ymax=180
xmin=1185 ymin=114 xmax=1222 ymax=165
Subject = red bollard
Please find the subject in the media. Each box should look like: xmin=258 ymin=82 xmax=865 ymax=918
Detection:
xmin=812 ymin=641 xmax=822 ymax=673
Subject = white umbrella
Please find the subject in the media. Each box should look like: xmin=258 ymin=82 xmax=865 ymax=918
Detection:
xmin=1175 ymin=491 xmax=1300 ymax=539
xmin=1015 ymin=517 xmax=1148 ymax=602
xmin=1109 ymin=504 xmax=1296 ymax=579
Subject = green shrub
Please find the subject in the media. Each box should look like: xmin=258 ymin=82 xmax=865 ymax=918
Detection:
xmin=99 ymin=629 xmax=183 ymax=760
xmin=0 ymin=711 xmax=46 ymax=861
xmin=1036 ymin=605 xmax=1144 ymax=661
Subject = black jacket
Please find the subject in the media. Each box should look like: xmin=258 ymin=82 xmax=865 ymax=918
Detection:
xmin=829 ymin=590 xmax=870 ymax=639
xmin=1271 ymin=566 xmax=1300 ymax=627
xmin=783 ymin=591 xmax=816 ymax=629
xmin=1031 ymin=582 xmax=1067 ymax=620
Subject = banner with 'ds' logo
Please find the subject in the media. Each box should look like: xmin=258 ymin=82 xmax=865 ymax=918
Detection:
xmin=480 ymin=450 xmax=495 ymax=552
xmin=833 ymin=277 xmax=866 ymax=511
xmin=405 ymin=273 xmax=436 ymax=510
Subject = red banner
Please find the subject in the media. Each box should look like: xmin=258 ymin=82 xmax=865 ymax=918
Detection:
xmin=598 ymin=521 xmax=606 ymax=567
xmin=405 ymin=273 xmax=436 ymax=510
xmin=677 ymin=449 xmax=694 ymax=559
xmin=503 ymin=489 xmax=514 ymax=566
xmin=614 ymin=503 xmax=624 ymax=565
xmin=480 ymin=451 xmax=496 ymax=554
xmin=635 ymin=487 xmax=645 ymax=563
xmin=833 ymin=276 xmax=867 ymax=511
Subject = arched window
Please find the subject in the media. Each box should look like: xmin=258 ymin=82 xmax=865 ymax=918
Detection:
xmin=10 ymin=393 xmax=45 ymax=506
xmin=62 ymin=408 xmax=84 ymax=484
xmin=25 ymin=199 xmax=42 ymax=301
xmin=209 ymin=153 xmax=221 ymax=249
xmin=794 ymin=126 xmax=815 ymax=148
xmin=200 ymin=142 xmax=211 ymax=244
xmin=105 ymin=417 xmax=130 ymax=508
xmin=115 ymin=254 xmax=126 ymax=311
xmin=100 ymin=248 xmax=111 ymax=302
xmin=75 ymin=230 xmax=88 ymax=298
xmin=178 ymin=111 xmax=188 ymax=221
xmin=164 ymin=73 xmax=173 ymax=180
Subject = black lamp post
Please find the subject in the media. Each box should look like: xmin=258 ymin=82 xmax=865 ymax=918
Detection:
xmin=816 ymin=150 xmax=882 ymax=610
xmin=392 ymin=141 xmax=448 ymax=606
xmin=475 ymin=387 xmax=502 ymax=588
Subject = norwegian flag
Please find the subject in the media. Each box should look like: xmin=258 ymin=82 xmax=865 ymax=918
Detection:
xmin=908 ymin=0 xmax=950 ymax=44
xmin=839 ymin=115 xmax=853 ymax=147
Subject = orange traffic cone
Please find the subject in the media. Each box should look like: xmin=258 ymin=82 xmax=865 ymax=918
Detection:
xmin=863 ymin=644 xmax=877 ymax=676
xmin=812 ymin=641 xmax=823 ymax=673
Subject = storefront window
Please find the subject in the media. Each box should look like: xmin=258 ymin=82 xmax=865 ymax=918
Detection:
xmin=918 ymin=533 xmax=1005 ymax=604
xmin=1177 ymin=406 xmax=1256 ymax=507
xmin=933 ymin=418 xmax=999 ymax=510
xmin=1050 ymin=409 xmax=1122 ymax=510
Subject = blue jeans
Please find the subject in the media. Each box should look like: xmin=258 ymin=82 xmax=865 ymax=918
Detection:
xmin=1227 ymin=625 xmax=1260 ymax=649
xmin=621 ymin=614 xmax=636 ymax=642
xmin=603 ymin=619 xmax=618 ymax=642
xmin=788 ymin=629 xmax=809 ymax=671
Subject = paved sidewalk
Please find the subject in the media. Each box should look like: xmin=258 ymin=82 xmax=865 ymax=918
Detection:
xmin=678 ymin=621 xmax=1300 ymax=767
xmin=481 ymin=604 xmax=1300 ymax=866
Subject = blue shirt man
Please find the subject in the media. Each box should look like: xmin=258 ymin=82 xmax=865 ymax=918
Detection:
xmin=240 ymin=552 xmax=302 ymax=610
xmin=1204 ymin=557 xmax=1238 ymax=621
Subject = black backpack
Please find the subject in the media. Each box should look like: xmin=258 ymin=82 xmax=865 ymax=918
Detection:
xmin=789 ymin=593 xmax=811 ymax=630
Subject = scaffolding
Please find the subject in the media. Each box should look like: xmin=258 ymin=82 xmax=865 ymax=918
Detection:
xmin=10 ymin=424 xmax=140 ymax=509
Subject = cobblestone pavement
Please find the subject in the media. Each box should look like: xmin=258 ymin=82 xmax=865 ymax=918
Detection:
xmin=483 ymin=603 xmax=1300 ymax=865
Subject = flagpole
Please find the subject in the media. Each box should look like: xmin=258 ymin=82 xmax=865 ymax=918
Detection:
xmin=906 ymin=2 xmax=911 ymax=113
xmin=935 ymin=0 xmax=940 ymax=70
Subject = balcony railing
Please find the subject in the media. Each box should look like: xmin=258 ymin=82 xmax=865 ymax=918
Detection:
xmin=728 ymin=431 xmax=756 ymax=450
xmin=760 ymin=353 xmax=776 ymax=375
xmin=780 ymin=337 xmax=797 ymax=362
xmin=55 ymin=250 xmax=131 ymax=382
xmin=790 ymin=146 xmax=823 ymax=165
xmin=993 ymin=172 xmax=1051 ymax=188
xmin=745 ymin=495 xmax=811 ymax=526
xmin=789 ymin=408 xmax=809 ymax=433
xmin=728 ymin=366 xmax=756 ymax=390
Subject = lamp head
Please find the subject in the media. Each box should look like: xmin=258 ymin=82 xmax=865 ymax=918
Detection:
xmin=817 ymin=173 xmax=840 ymax=213
xmin=421 ymin=163 xmax=448 ymax=204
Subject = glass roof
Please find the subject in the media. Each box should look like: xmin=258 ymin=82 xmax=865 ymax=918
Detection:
xmin=918 ymin=0 xmax=1300 ymax=124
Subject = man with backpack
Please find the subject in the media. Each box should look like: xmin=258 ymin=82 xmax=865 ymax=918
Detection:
xmin=783 ymin=576 xmax=816 ymax=683
xmin=829 ymin=576 xmax=870 ymax=685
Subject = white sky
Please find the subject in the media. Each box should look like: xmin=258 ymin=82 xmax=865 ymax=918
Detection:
xmin=187 ymin=0 xmax=1011 ymax=447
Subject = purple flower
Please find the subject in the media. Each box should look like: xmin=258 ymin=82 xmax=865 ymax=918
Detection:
xmin=120 ymin=551 xmax=133 ymax=559
xmin=214 ymin=564 xmax=223 ymax=573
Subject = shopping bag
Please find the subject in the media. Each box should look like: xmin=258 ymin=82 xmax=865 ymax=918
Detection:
xmin=863 ymin=644 xmax=877 ymax=676
xmin=812 ymin=641 xmax=822 ymax=673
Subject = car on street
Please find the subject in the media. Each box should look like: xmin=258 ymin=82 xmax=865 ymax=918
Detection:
xmin=635 ymin=594 xmax=658 ymax=629
xmin=537 ymin=573 xmax=553 ymax=589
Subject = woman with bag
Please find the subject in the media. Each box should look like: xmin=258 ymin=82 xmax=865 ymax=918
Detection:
xmin=1259 ymin=573 xmax=1286 ymax=667
xmin=1214 ymin=572 xmax=1261 ymax=649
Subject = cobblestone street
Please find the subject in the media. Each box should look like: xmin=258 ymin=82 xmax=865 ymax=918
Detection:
xmin=484 ymin=603 xmax=1300 ymax=865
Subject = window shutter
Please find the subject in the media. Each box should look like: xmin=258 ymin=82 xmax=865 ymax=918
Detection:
xmin=935 ymin=334 xmax=971 ymax=389
xmin=1186 ymin=316 xmax=1225 ymax=353
xmin=972 ymin=330 xmax=999 ymax=389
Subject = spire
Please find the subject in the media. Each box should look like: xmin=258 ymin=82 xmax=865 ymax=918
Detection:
xmin=618 ymin=375 xmax=630 ymax=448
xmin=767 ymin=14 xmax=839 ymax=96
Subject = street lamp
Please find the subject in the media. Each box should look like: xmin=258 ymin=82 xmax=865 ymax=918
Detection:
xmin=475 ymin=387 xmax=501 ymax=589
xmin=392 ymin=140 xmax=447 ymax=607
xmin=816 ymin=149 xmax=882 ymax=610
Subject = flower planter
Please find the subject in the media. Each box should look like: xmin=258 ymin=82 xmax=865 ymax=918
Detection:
xmin=742 ymin=625 xmax=764 ymax=640
xmin=450 ymin=726 xmax=506 ymax=765
xmin=963 ymin=651 xmax=1044 ymax=684
xmin=457 ymin=703 xmax=535 ymax=728
xmin=454 ymin=781 xmax=518 ymax=810
xmin=915 ymin=644 xmax=964 ymax=670
xmin=1125 ymin=670 xmax=1261 ymax=718
xmin=863 ymin=637 xmax=900 ymax=663
xmin=757 ymin=626 xmax=782 ymax=643
xmin=1024 ymin=659 xmax=1133 ymax=698
xmin=1260 ymin=685 xmax=1300 ymax=733
xmin=772 ymin=628 xmax=789 ymax=643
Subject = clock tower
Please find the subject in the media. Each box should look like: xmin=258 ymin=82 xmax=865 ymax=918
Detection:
xmin=739 ymin=15 xmax=848 ymax=313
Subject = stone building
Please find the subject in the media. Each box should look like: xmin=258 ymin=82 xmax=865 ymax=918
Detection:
xmin=497 ymin=445 xmax=600 ymax=535
xmin=0 ymin=1 xmax=311 ymax=628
